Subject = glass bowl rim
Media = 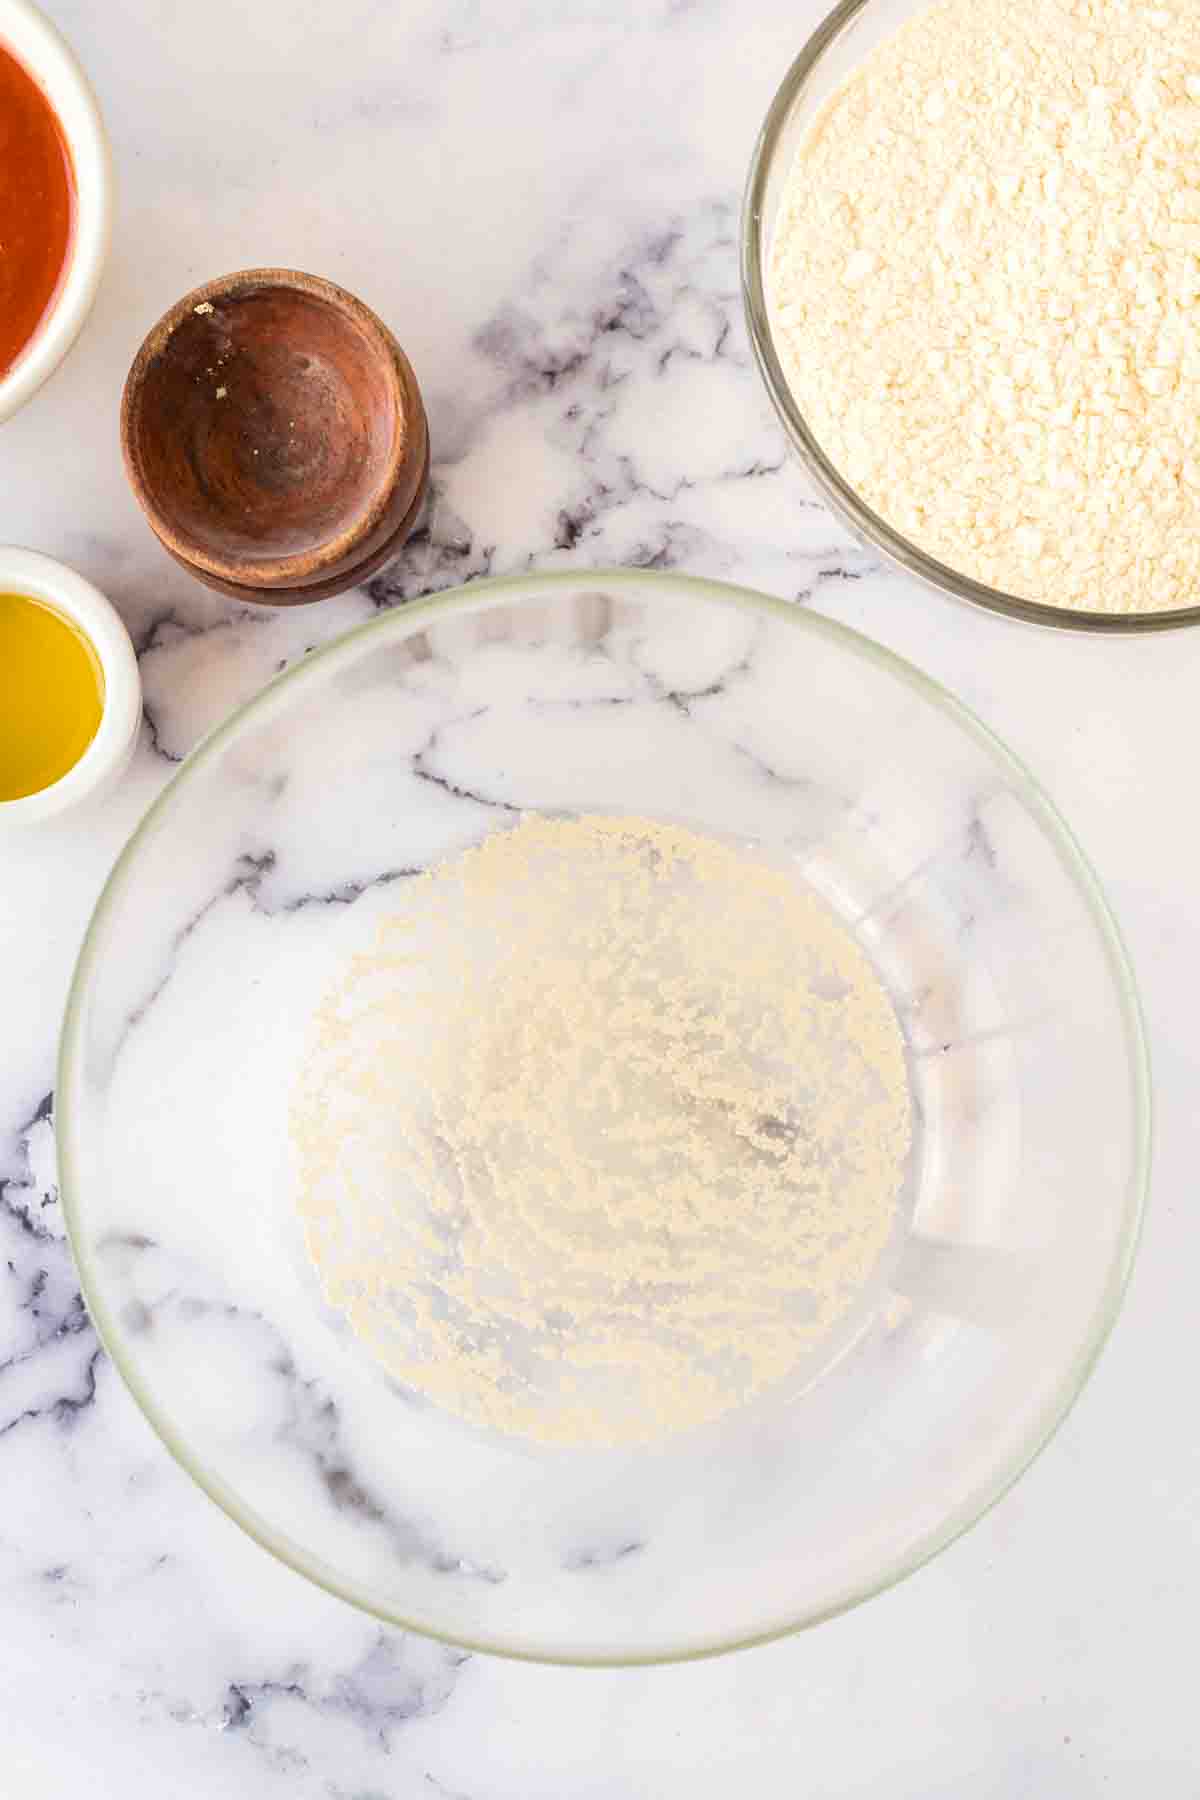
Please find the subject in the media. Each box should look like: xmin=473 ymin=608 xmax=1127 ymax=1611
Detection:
xmin=741 ymin=0 xmax=1200 ymax=636
xmin=57 ymin=567 xmax=1152 ymax=1665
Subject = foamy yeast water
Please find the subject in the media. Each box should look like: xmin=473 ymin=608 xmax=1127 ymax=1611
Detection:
xmin=292 ymin=814 xmax=915 ymax=1449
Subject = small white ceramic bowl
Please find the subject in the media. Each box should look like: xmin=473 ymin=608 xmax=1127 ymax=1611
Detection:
xmin=0 ymin=548 xmax=141 ymax=827
xmin=0 ymin=0 xmax=112 ymax=423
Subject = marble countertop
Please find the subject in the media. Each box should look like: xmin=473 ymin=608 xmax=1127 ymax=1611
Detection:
xmin=1 ymin=0 xmax=1195 ymax=1792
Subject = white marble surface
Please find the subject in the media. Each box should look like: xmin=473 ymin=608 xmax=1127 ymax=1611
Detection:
xmin=0 ymin=0 xmax=1195 ymax=1790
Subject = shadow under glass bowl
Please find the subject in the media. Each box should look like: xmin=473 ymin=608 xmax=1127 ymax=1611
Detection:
xmin=742 ymin=0 xmax=1200 ymax=635
xmin=58 ymin=570 xmax=1149 ymax=1664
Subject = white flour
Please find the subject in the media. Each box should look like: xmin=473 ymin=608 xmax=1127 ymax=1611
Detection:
xmin=291 ymin=815 xmax=912 ymax=1449
xmin=769 ymin=0 xmax=1200 ymax=615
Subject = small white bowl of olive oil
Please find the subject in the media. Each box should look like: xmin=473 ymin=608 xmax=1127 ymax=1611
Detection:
xmin=0 ymin=547 xmax=140 ymax=827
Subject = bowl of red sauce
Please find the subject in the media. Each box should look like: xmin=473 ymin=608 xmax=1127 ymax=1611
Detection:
xmin=0 ymin=0 xmax=111 ymax=422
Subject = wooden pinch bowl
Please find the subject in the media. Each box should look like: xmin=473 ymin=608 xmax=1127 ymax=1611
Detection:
xmin=121 ymin=269 xmax=429 ymax=605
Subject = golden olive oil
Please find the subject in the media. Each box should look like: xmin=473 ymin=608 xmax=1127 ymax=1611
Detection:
xmin=0 ymin=592 xmax=105 ymax=801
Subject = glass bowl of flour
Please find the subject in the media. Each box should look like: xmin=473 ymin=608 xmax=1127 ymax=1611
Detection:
xmin=744 ymin=0 xmax=1200 ymax=629
xmin=59 ymin=571 xmax=1148 ymax=1661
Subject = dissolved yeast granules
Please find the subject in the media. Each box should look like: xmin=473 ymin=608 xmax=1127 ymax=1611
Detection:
xmin=291 ymin=815 xmax=912 ymax=1449
xmin=770 ymin=0 xmax=1200 ymax=615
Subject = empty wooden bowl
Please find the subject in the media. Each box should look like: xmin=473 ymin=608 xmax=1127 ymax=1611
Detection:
xmin=121 ymin=269 xmax=429 ymax=604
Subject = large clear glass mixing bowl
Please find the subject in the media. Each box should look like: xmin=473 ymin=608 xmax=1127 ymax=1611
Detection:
xmin=59 ymin=571 xmax=1149 ymax=1663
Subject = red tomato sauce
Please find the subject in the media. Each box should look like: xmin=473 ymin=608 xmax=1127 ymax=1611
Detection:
xmin=0 ymin=41 xmax=74 ymax=378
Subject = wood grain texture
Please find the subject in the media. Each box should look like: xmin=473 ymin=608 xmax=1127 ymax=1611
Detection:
xmin=121 ymin=269 xmax=429 ymax=602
